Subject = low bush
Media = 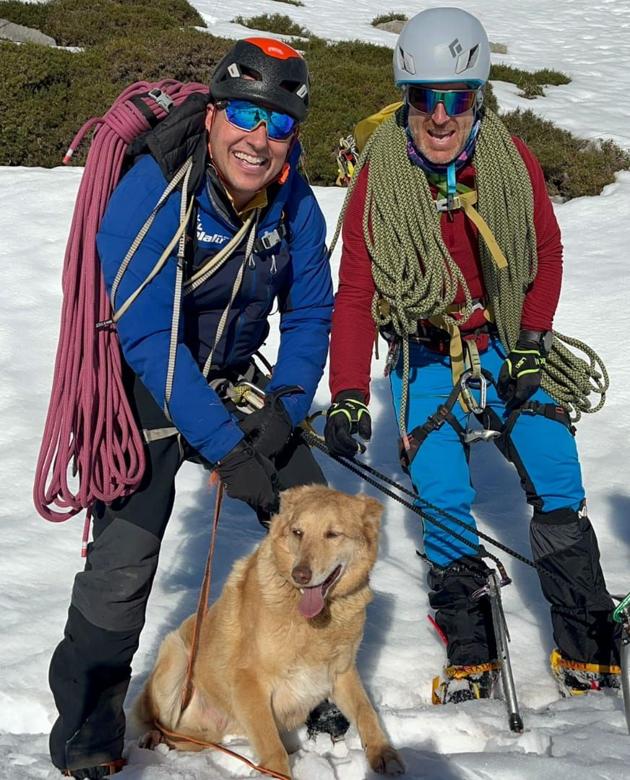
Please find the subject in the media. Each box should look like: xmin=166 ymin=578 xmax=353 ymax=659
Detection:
xmin=371 ymin=13 xmax=407 ymax=26
xmin=0 ymin=4 xmax=627 ymax=198
xmin=490 ymin=63 xmax=570 ymax=99
xmin=0 ymin=0 xmax=205 ymax=46
xmin=0 ymin=30 xmax=229 ymax=166
xmin=501 ymin=109 xmax=630 ymax=199
xmin=0 ymin=1 xmax=47 ymax=30
xmin=232 ymin=13 xmax=312 ymax=38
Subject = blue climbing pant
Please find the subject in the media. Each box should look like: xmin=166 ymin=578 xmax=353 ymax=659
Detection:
xmin=391 ymin=336 xmax=618 ymax=666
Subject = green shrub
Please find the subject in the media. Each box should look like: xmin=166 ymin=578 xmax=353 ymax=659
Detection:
xmin=94 ymin=27 xmax=229 ymax=85
xmin=0 ymin=30 xmax=229 ymax=167
xmin=299 ymin=38 xmax=400 ymax=184
xmin=371 ymin=13 xmax=407 ymax=26
xmin=0 ymin=0 xmax=205 ymax=47
xmin=0 ymin=1 xmax=47 ymax=30
xmin=232 ymin=13 xmax=312 ymax=38
xmin=502 ymin=109 xmax=630 ymax=199
xmin=0 ymin=6 xmax=627 ymax=198
xmin=490 ymin=63 xmax=570 ymax=99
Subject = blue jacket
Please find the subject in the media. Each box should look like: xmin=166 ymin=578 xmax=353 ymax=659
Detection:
xmin=97 ymin=146 xmax=332 ymax=464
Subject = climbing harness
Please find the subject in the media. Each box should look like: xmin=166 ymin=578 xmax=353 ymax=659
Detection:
xmin=399 ymin=368 xmax=499 ymax=471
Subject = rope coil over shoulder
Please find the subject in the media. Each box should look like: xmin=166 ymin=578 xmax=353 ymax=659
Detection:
xmin=33 ymin=81 xmax=209 ymax=523
xmin=329 ymin=106 xmax=609 ymax=433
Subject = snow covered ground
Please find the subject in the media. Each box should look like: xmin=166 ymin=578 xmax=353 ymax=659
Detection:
xmin=2 ymin=1 xmax=630 ymax=778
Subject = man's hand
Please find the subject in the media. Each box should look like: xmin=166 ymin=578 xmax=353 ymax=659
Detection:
xmin=240 ymin=391 xmax=293 ymax=460
xmin=498 ymin=330 xmax=548 ymax=410
xmin=324 ymin=390 xmax=372 ymax=457
xmin=217 ymin=440 xmax=279 ymax=514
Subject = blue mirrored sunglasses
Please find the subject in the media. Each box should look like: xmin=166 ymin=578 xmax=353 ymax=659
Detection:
xmin=406 ymin=86 xmax=479 ymax=116
xmin=223 ymin=99 xmax=297 ymax=141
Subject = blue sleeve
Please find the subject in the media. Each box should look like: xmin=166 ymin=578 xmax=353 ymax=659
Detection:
xmin=266 ymin=178 xmax=333 ymax=425
xmin=97 ymin=156 xmax=243 ymax=464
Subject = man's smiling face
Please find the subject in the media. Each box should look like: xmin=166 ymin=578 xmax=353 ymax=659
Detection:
xmin=205 ymin=103 xmax=292 ymax=210
xmin=406 ymin=82 xmax=475 ymax=166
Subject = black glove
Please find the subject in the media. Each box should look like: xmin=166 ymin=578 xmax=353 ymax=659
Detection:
xmin=239 ymin=391 xmax=293 ymax=460
xmin=324 ymin=390 xmax=372 ymax=457
xmin=498 ymin=330 xmax=548 ymax=410
xmin=216 ymin=440 xmax=279 ymax=514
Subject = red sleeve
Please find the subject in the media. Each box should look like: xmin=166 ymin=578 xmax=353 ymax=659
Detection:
xmin=513 ymin=137 xmax=563 ymax=331
xmin=329 ymin=165 xmax=377 ymax=401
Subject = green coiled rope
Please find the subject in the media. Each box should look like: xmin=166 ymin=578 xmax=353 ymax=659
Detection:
xmin=329 ymin=106 xmax=608 ymax=432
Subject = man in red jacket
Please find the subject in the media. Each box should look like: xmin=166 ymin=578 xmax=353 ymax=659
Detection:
xmin=325 ymin=7 xmax=620 ymax=703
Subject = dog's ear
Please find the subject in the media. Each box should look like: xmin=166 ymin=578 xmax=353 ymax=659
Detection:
xmin=358 ymin=495 xmax=383 ymax=547
xmin=269 ymin=485 xmax=315 ymax=537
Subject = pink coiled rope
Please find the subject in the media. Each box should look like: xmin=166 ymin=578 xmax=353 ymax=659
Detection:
xmin=34 ymin=81 xmax=209 ymax=534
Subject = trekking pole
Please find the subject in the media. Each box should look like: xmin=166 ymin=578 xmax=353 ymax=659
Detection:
xmin=613 ymin=593 xmax=630 ymax=734
xmin=474 ymin=570 xmax=524 ymax=733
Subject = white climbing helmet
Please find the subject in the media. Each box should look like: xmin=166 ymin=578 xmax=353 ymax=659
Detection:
xmin=393 ymin=7 xmax=491 ymax=87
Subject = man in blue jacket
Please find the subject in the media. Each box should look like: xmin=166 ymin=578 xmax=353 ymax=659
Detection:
xmin=49 ymin=38 xmax=334 ymax=778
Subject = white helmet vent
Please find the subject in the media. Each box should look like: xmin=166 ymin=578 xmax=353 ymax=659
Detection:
xmin=397 ymin=46 xmax=416 ymax=77
xmin=456 ymin=44 xmax=480 ymax=75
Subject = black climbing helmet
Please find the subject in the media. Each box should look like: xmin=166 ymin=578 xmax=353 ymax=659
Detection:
xmin=211 ymin=37 xmax=309 ymax=122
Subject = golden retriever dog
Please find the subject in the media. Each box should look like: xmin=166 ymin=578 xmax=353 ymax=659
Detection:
xmin=134 ymin=484 xmax=404 ymax=778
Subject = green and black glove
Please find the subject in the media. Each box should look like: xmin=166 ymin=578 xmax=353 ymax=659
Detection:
xmin=324 ymin=390 xmax=371 ymax=457
xmin=498 ymin=330 xmax=549 ymax=410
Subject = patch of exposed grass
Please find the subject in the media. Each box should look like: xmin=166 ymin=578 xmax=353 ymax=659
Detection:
xmin=232 ymin=13 xmax=312 ymax=38
xmin=371 ymin=13 xmax=407 ymax=26
xmin=0 ymin=0 xmax=205 ymax=47
xmin=271 ymin=0 xmax=304 ymax=7
xmin=490 ymin=63 xmax=570 ymax=99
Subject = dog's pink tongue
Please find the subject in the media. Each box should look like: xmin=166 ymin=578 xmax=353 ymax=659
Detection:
xmin=298 ymin=585 xmax=325 ymax=618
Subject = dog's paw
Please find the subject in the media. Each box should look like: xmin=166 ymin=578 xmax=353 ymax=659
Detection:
xmin=138 ymin=729 xmax=166 ymax=750
xmin=368 ymin=744 xmax=405 ymax=775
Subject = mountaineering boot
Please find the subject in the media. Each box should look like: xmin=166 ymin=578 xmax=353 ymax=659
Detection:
xmin=62 ymin=758 xmax=126 ymax=778
xmin=427 ymin=554 xmax=498 ymax=666
xmin=306 ymin=700 xmax=350 ymax=742
xmin=432 ymin=662 xmax=500 ymax=705
xmin=550 ymin=648 xmax=621 ymax=697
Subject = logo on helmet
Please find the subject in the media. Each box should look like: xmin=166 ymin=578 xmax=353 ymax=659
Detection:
xmin=449 ymin=39 xmax=463 ymax=58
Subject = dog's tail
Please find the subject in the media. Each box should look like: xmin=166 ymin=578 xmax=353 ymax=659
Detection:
xmin=132 ymin=629 xmax=190 ymax=732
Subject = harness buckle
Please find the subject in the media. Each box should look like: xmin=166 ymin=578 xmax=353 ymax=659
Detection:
xmin=435 ymin=194 xmax=462 ymax=213
xmin=259 ymin=228 xmax=281 ymax=250
xmin=147 ymin=88 xmax=174 ymax=114
xmin=463 ymin=427 xmax=501 ymax=444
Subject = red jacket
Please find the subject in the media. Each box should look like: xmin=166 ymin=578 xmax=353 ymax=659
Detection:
xmin=329 ymin=137 xmax=562 ymax=401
